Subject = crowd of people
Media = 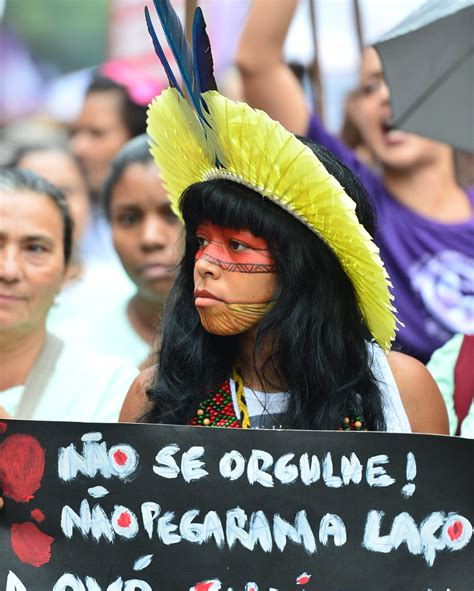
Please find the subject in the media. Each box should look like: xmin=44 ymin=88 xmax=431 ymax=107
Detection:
xmin=0 ymin=0 xmax=472 ymax=443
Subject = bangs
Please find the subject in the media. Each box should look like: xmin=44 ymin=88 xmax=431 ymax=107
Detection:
xmin=180 ymin=179 xmax=295 ymax=244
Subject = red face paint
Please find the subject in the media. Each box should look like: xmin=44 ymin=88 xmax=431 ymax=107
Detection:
xmin=194 ymin=223 xmax=277 ymax=335
xmin=195 ymin=223 xmax=276 ymax=273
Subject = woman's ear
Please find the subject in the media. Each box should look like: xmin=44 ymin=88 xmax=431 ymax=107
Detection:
xmin=62 ymin=261 xmax=81 ymax=285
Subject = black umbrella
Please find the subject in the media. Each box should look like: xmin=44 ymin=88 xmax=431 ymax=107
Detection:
xmin=374 ymin=0 xmax=474 ymax=152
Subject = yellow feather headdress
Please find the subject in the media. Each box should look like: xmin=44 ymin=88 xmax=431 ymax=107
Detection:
xmin=148 ymin=89 xmax=397 ymax=350
xmin=145 ymin=2 xmax=397 ymax=350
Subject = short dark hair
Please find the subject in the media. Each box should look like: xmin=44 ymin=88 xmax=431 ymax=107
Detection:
xmin=9 ymin=143 xmax=72 ymax=169
xmin=87 ymin=75 xmax=147 ymax=139
xmin=0 ymin=168 xmax=73 ymax=264
xmin=102 ymin=134 xmax=153 ymax=218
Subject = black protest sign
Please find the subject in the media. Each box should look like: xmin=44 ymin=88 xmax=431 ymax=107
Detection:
xmin=0 ymin=420 xmax=473 ymax=591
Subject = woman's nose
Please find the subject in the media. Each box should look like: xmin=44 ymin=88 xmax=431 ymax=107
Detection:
xmin=379 ymin=77 xmax=391 ymax=104
xmin=0 ymin=247 xmax=22 ymax=283
xmin=194 ymin=254 xmax=222 ymax=278
xmin=140 ymin=216 xmax=169 ymax=252
xmin=70 ymin=131 xmax=91 ymax=160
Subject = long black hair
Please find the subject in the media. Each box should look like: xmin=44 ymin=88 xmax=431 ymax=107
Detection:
xmin=144 ymin=139 xmax=386 ymax=430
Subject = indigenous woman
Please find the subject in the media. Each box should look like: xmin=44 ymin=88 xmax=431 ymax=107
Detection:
xmin=119 ymin=3 xmax=447 ymax=434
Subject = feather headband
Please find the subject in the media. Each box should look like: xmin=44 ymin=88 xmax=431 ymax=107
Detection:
xmin=145 ymin=0 xmax=398 ymax=350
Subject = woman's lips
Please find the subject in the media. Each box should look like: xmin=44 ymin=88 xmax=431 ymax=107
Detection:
xmin=194 ymin=289 xmax=222 ymax=307
xmin=140 ymin=264 xmax=172 ymax=279
xmin=382 ymin=126 xmax=410 ymax=146
xmin=0 ymin=294 xmax=25 ymax=304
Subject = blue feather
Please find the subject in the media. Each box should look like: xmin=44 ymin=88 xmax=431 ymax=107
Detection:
xmin=151 ymin=0 xmax=204 ymax=118
xmin=144 ymin=6 xmax=182 ymax=95
xmin=192 ymin=7 xmax=217 ymax=96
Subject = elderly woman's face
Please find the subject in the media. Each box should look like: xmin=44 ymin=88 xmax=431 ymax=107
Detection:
xmin=0 ymin=190 xmax=65 ymax=335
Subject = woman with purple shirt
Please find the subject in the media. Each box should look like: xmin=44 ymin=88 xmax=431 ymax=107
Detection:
xmin=236 ymin=0 xmax=474 ymax=363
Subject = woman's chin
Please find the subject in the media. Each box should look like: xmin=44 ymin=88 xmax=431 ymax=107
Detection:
xmin=197 ymin=303 xmax=248 ymax=336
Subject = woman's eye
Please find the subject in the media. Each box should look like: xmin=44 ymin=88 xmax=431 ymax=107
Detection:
xmin=165 ymin=211 xmax=179 ymax=223
xmin=91 ymin=128 xmax=106 ymax=139
xmin=229 ymin=239 xmax=247 ymax=252
xmin=26 ymin=243 xmax=48 ymax=254
xmin=361 ymin=79 xmax=382 ymax=95
xmin=117 ymin=212 xmax=140 ymax=226
xmin=160 ymin=205 xmax=179 ymax=224
xmin=196 ymin=236 xmax=209 ymax=248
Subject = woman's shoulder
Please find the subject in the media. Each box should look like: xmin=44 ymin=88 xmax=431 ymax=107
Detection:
xmin=386 ymin=350 xmax=449 ymax=435
xmin=119 ymin=365 xmax=155 ymax=423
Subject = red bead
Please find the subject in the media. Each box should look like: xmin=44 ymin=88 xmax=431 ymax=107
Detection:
xmin=191 ymin=379 xmax=241 ymax=429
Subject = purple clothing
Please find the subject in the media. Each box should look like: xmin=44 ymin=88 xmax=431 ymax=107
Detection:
xmin=307 ymin=114 xmax=474 ymax=362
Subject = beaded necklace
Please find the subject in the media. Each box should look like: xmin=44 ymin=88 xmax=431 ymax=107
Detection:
xmin=189 ymin=369 xmax=367 ymax=431
xmin=190 ymin=380 xmax=241 ymax=428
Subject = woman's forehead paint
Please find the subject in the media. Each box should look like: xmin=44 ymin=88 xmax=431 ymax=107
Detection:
xmin=195 ymin=224 xmax=275 ymax=271
xmin=196 ymin=223 xmax=270 ymax=251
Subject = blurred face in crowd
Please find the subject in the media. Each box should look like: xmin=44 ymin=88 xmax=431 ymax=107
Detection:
xmin=109 ymin=162 xmax=182 ymax=303
xmin=0 ymin=190 xmax=66 ymax=338
xmin=17 ymin=149 xmax=90 ymax=245
xmin=70 ymin=90 xmax=130 ymax=194
xmin=355 ymin=48 xmax=451 ymax=172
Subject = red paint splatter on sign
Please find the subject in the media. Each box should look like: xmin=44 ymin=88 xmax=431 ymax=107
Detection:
xmin=117 ymin=512 xmax=131 ymax=528
xmin=10 ymin=522 xmax=54 ymax=567
xmin=31 ymin=509 xmax=45 ymax=523
xmin=448 ymin=521 xmax=463 ymax=541
xmin=0 ymin=434 xmax=45 ymax=502
xmin=297 ymin=572 xmax=312 ymax=585
xmin=114 ymin=449 xmax=128 ymax=465
xmin=190 ymin=581 xmax=222 ymax=591
xmin=0 ymin=422 xmax=7 ymax=433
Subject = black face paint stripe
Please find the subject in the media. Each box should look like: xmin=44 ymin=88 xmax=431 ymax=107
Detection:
xmin=197 ymin=253 xmax=277 ymax=273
